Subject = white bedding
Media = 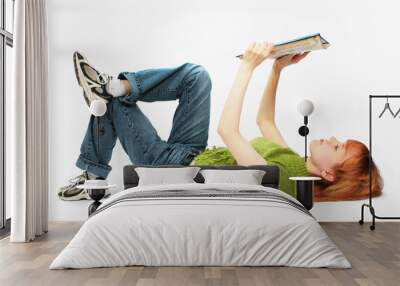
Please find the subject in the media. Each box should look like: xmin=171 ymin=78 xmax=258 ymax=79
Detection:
xmin=50 ymin=183 xmax=351 ymax=269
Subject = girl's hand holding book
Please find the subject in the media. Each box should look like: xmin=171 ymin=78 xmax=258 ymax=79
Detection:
xmin=272 ymin=52 xmax=309 ymax=73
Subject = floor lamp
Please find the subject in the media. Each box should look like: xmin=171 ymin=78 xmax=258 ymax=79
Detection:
xmin=292 ymin=99 xmax=319 ymax=210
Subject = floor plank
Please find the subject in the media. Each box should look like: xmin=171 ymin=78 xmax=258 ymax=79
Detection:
xmin=0 ymin=222 xmax=399 ymax=286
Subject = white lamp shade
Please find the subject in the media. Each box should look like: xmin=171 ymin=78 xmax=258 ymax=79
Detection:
xmin=297 ymin=99 xmax=314 ymax=116
xmin=89 ymin=99 xmax=107 ymax=117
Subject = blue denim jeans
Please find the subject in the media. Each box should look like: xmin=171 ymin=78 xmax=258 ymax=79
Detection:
xmin=76 ymin=63 xmax=211 ymax=178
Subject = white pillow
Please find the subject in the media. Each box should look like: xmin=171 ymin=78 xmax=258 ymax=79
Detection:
xmin=135 ymin=167 xmax=200 ymax=186
xmin=200 ymin=169 xmax=266 ymax=185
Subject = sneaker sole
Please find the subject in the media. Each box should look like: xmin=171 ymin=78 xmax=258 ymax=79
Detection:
xmin=59 ymin=190 xmax=111 ymax=201
xmin=59 ymin=189 xmax=90 ymax=201
xmin=73 ymin=52 xmax=108 ymax=107
xmin=73 ymin=52 xmax=91 ymax=106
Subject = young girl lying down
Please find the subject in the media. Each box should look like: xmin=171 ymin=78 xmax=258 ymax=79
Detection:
xmin=194 ymin=42 xmax=382 ymax=201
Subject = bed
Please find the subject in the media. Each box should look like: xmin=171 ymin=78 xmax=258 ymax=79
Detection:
xmin=50 ymin=165 xmax=350 ymax=269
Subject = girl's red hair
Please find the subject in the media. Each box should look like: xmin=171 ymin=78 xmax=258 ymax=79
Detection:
xmin=314 ymin=140 xmax=383 ymax=201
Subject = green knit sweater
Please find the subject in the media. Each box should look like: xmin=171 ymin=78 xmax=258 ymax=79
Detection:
xmin=192 ymin=137 xmax=309 ymax=198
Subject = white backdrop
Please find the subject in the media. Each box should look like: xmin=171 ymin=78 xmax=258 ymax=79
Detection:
xmin=48 ymin=0 xmax=400 ymax=221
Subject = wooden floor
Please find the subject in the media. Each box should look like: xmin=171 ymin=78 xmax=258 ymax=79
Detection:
xmin=0 ymin=222 xmax=399 ymax=286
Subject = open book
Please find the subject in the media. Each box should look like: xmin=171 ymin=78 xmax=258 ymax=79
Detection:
xmin=236 ymin=33 xmax=330 ymax=59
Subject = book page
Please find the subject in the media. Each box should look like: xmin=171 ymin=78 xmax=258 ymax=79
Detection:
xmin=271 ymin=36 xmax=330 ymax=59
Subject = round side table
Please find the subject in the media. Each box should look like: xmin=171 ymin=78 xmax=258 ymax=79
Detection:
xmin=77 ymin=181 xmax=116 ymax=216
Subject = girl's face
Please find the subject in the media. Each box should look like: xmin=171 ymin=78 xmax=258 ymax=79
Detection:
xmin=309 ymin=137 xmax=354 ymax=173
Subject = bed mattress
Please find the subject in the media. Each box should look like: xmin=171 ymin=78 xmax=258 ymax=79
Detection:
xmin=50 ymin=183 xmax=350 ymax=269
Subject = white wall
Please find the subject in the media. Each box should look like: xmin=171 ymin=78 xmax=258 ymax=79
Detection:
xmin=48 ymin=0 xmax=400 ymax=221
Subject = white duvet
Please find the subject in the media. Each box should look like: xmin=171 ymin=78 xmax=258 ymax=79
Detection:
xmin=50 ymin=183 xmax=351 ymax=269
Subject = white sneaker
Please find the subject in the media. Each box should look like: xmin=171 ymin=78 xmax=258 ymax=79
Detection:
xmin=58 ymin=171 xmax=92 ymax=201
xmin=73 ymin=51 xmax=113 ymax=106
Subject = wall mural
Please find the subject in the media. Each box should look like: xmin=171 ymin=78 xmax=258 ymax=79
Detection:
xmin=58 ymin=35 xmax=383 ymax=204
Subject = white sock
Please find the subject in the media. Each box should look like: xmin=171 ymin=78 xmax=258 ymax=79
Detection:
xmin=106 ymin=79 xmax=128 ymax=97
xmin=87 ymin=172 xmax=98 ymax=180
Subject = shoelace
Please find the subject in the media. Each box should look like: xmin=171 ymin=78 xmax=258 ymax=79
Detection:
xmin=97 ymin=73 xmax=112 ymax=85
xmin=68 ymin=174 xmax=86 ymax=186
